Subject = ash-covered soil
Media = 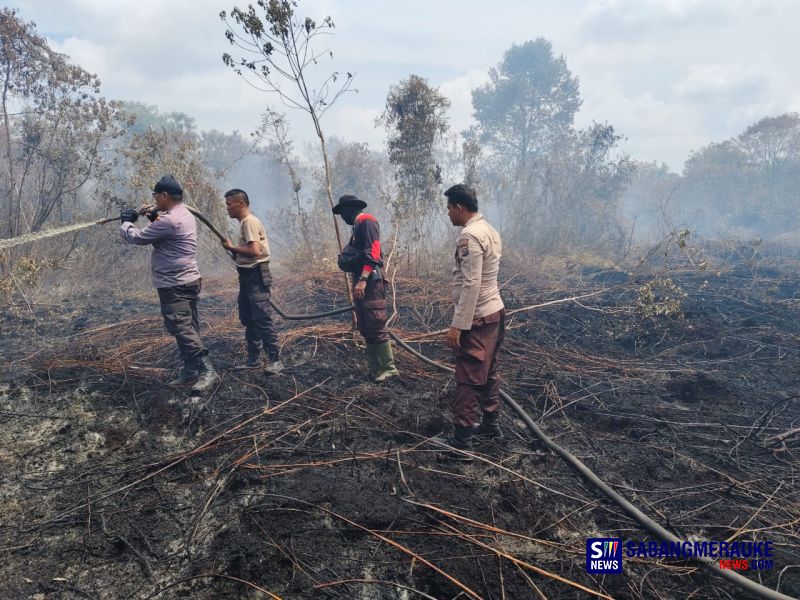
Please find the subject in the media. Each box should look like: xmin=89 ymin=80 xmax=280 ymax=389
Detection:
xmin=1 ymin=265 xmax=799 ymax=599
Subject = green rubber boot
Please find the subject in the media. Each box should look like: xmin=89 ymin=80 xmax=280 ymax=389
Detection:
xmin=371 ymin=341 xmax=399 ymax=383
xmin=365 ymin=343 xmax=380 ymax=380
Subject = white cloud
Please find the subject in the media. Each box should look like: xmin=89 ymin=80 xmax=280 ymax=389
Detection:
xmin=50 ymin=36 xmax=111 ymax=76
xmin=325 ymin=104 xmax=384 ymax=148
xmin=438 ymin=68 xmax=489 ymax=135
xmin=673 ymin=61 xmax=770 ymax=102
xmin=580 ymin=0 xmax=783 ymax=38
xmin=14 ymin=0 xmax=800 ymax=171
xmin=577 ymin=78 xmax=708 ymax=168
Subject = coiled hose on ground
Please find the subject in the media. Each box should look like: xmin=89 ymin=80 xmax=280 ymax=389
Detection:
xmin=187 ymin=205 xmax=795 ymax=600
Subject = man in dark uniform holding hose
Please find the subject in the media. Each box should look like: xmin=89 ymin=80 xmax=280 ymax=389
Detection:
xmin=119 ymin=175 xmax=220 ymax=394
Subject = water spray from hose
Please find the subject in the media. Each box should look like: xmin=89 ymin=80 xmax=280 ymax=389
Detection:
xmin=0 ymin=217 xmax=120 ymax=252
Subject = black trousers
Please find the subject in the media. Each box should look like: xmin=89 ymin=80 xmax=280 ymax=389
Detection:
xmin=238 ymin=263 xmax=279 ymax=359
xmin=157 ymin=279 xmax=207 ymax=361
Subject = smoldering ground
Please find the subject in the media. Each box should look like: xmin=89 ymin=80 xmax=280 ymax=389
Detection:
xmin=1 ymin=259 xmax=799 ymax=599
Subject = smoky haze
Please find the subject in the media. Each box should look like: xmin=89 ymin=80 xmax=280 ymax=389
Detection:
xmin=2 ymin=5 xmax=799 ymax=289
xmin=621 ymin=114 xmax=800 ymax=246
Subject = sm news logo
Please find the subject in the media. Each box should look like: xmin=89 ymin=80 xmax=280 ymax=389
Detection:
xmin=586 ymin=538 xmax=623 ymax=574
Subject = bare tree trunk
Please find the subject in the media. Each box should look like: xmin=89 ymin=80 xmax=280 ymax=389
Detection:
xmin=223 ymin=8 xmax=357 ymax=309
xmin=316 ymin=130 xmax=345 ymax=250
xmin=293 ymin=57 xmax=353 ymax=308
xmin=2 ymin=62 xmax=16 ymax=238
xmin=314 ymin=119 xmax=354 ymax=309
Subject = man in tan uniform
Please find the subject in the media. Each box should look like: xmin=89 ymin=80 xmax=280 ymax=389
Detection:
xmin=222 ymin=189 xmax=282 ymax=374
xmin=437 ymin=184 xmax=505 ymax=458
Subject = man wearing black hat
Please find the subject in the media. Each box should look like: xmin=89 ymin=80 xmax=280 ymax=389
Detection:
xmin=333 ymin=194 xmax=399 ymax=382
xmin=119 ymin=175 xmax=220 ymax=394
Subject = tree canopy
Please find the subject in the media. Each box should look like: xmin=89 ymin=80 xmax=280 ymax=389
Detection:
xmin=472 ymin=38 xmax=581 ymax=164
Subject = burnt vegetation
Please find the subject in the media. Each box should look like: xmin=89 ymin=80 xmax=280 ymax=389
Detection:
xmin=2 ymin=3 xmax=800 ymax=600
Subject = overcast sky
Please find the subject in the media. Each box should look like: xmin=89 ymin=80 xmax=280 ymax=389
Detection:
xmin=14 ymin=0 xmax=800 ymax=171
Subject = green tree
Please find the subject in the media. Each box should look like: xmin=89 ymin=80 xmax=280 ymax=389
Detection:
xmin=734 ymin=113 xmax=800 ymax=227
xmin=680 ymin=141 xmax=745 ymax=235
xmin=254 ymin=109 xmax=316 ymax=265
xmin=461 ymin=132 xmax=483 ymax=192
xmin=680 ymin=113 xmax=800 ymax=238
xmin=472 ymin=38 xmax=581 ymax=164
xmin=378 ymin=74 xmax=449 ymax=273
xmin=515 ymin=123 xmax=633 ymax=252
xmin=0 ymin=8 xmax=120 ymax=239
xmin=620 ymin=161 xmax=681 ymax=243
xmin=467 ymin=39 xmax=635 ymax=253
xmin=119 ymin=127 xmax=230 ymax=253
xmin=470 ymin=39 xmax=583 ymax=235
xmin=197 ymin=129 xmax=255 ymax=179
xmin=379 ymin=74 xmax=449 ymax=216
xmin=119 ymin=101 xmax=196 ymax=135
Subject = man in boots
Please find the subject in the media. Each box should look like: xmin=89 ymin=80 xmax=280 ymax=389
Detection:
xmin=119 ymin=175 xmax=219 ymax=394
xmin=221 ymin=188 xmax=283 ymax=375
xmin=333 ymin=194 xmax=399 ymax=382
xmin=436 ymin=184 xmax=505 ymax=460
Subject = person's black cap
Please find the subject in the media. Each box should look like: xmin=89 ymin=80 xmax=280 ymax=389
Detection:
xmin=332 ymin=194 xmax=367 ymax=214
xmin=153 ymin=175 xmax=183 ymax=195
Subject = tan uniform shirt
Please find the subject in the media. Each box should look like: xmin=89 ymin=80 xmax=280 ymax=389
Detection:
xmin=236 ymin=213 xmax=271 ymax=268
xmin=451 ymin=213 xmax=504 ymax=330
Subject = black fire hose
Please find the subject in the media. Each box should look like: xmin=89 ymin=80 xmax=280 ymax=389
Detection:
xmin=388 ymin=333 xmax=794 ymax=600
xmin=185 ymin=205 xmax=354 ymax=320
xmin=268 ymin=301 xmax=354 ymax=320
xmin=185 ymin=204 xmax=794 ymax=600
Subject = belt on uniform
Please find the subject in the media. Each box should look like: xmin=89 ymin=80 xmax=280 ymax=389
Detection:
xmin=237 ymin=261 xmax=269 ymax=274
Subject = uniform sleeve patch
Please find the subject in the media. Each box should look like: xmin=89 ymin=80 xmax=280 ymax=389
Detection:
xmin=457 ymin=239 xmax=469 ymax=257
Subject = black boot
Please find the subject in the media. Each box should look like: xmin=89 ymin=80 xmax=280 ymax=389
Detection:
xmin=433 ymin=425 xmax=474 ymax=462
xmin=264 ymin=341 xmax=283 ymax=375
xmin=473 ymin=411 xmax=503 ymax=442
xmin=191 ymin=355 xmax=220 ymax=394
xmin=167 ymin=358 xmax=198 ymax=386
xmin=234 ymin=349 xmax=261 ymax=370
xmin=264 ymin=348 xmax=284 ymax=375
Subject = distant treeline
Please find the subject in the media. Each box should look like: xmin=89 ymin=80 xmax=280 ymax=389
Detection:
xmin=624 ymin=113 xmax=800 ymax=243
xmin=2 ymin=6 xmax=798 ymax=299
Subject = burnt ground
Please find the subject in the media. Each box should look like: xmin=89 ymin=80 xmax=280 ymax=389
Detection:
xmin=1 ymin=261 xmax=799 ymax=600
